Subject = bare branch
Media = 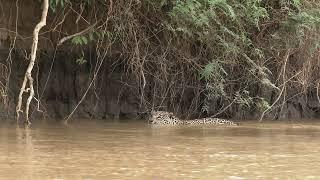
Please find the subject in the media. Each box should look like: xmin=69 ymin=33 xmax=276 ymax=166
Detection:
xmin=57 ymin=22 xmax=97 ymax=46
xmin=16 ymin=0 xmax=49 ymax=124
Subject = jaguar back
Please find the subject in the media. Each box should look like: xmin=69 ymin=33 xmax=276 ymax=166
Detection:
xmin=148 ymin=111 xmax=238 ymax=126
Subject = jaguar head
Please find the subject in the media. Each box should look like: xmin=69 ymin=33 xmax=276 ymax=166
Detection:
xmin=148 ymin=111 xmax=174 ymax=125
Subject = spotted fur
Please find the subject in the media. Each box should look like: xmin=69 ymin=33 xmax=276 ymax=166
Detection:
xmin=148 ymin=111 xmax=238 ymax=126
xmin=148 ymin=111 xmax=183 ymax=126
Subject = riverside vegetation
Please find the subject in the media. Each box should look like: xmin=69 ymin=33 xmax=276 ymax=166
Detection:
xmin=0 ymin=0 xmax=320 ymax=123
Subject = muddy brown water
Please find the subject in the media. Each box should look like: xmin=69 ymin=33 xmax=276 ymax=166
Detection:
xmin=0 ymin=120 xmax=320 ymax=180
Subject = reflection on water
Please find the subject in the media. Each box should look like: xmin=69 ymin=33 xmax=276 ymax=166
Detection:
xmin=1 ymin=120 xmax=320 ymax=179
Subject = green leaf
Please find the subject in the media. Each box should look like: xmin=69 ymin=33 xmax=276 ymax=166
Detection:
xmin=71 ymin=36 xmax=82 ymax=45
xmin=89 ymin=32 xmax=94 ymax=41
xmin=81 ymin=36 xmax=88 ymax=44
xmin=76 ymin=57 xmax=87 ymax=65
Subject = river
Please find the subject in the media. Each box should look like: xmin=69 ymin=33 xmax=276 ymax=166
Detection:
xmin=0 ymin=120 xmax=319 ymax=179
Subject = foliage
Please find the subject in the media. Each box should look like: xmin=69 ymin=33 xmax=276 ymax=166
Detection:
xmin=48 ymin=0 xmax=92 ymax=12
xmin=76 ymin=56 xmax=87 ymax=65
xmin=71 ymin=35 xmax=88 ymax=45
xmin=49 ymin=0 xmax=67 ymax=12
xmin=272 ymin=1 xmax=320 ymax=49
xmin=167 ymin=0 xmax=272 ymax=113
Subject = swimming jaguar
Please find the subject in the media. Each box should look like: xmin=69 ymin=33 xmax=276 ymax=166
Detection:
xmin=148 ymin=111 xmax=238 ymax=126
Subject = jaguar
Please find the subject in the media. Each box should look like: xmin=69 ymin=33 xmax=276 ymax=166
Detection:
xmin=148 ymin=111 xmax=238 ymax=126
